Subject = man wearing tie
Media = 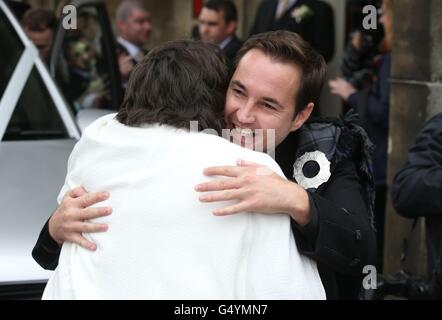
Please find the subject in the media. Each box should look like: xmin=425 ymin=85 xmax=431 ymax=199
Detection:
xmin=115 ymin=0 xmax=152 ymax=86
xmin=249 ymin=0 xmax=335 ymax=63
xmin=198 ymin=0 xmax=243 ymax=72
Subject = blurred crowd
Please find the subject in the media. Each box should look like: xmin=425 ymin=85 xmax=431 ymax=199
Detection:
xmin=19 ymin=0 xmax=441 ymax=299
xmin=21 ymin=0 xmax=335 ymax=114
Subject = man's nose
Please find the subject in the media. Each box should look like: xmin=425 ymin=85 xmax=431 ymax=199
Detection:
xmin=236 ymin=102 xmax=256 ymax=124
xmin=200 ymin=25 xmax=208 ymax=35
xmin=143 ymin=20 xmax=152 ymax=31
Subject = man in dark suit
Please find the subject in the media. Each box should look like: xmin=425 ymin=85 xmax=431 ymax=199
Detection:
xmin=115 ymin=0 xmax=152 ymax=86
xmin=198 ymin=0 xmax=243 ymax=72
xmin=250 ymin=0 xmax=335 ymax=63
xmin=21 ymin=8 xmax=57 ymax=64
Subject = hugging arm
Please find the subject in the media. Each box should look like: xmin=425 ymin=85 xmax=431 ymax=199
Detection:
xmin=32 ymin=187 xmax=111 ymax=270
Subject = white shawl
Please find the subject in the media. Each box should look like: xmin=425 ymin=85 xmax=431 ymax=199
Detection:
xmin=43 ymin=114 xmax=325 ymax=300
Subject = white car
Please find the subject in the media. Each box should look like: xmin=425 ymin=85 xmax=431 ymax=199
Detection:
xmin=0 ymin=0 xmax=122 ymax=299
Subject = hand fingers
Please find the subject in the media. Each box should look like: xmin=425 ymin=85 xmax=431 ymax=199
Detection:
xmin=195 ymin=178 xmax=240 ymax=192
xmin=236 ymin=158 xmax=261 ymax=168
xmin=329 ymin=82 xmax=341 ymax=92
xmin=76 ymin=191 xmax=109 ymax=208
xmin=122 ymin=55 xmax=133 ymax=62
xmin=328 ymin=80 xmax=337 ymax=88
xmin=67 ymin=186 xmax=88 ymax=199
xmin=120 ymin=61 xmax=132 ymax=69
xmin=199 ymin=189 xmax=242 ymax=203
xmin=213 ymin=201 xmax=251 ymax=216
xmin=70 ymin=234 xmax=97 ymax=251
xmin=236 ymin=159 xmax=273 ymax=176
xmin=79 ymin=206 xmax=112 ymax=221
xmin=203 ymin=166 xmax=242 ymax=177
xmin=71 ymin=221 xmax=108 ymax=234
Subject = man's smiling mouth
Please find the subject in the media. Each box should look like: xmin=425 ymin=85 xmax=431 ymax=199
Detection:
xmin=233 ymin=124 xmax=255 ymax=137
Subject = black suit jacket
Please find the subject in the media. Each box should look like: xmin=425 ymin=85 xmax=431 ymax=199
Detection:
xmin=222 ymin=36 xmax=243 ymax=72
xmin=249 ymin=0 xmax=335 ymax=63
xmin=275 ymin=123 xmax=377 ymax=299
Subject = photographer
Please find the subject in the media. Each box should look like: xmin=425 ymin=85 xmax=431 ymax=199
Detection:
xmin=340 ymin=29 xmax=380 ymax=91
xmin=329 ymin=0 xmax=394 ymax=272
xmin=340 ymin=0 xmax=384 ymax=91
xmin=391 ymin=112 xmax=442 ymax=300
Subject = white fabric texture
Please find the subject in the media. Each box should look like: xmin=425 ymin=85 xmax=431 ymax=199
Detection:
xmin=42 ymin=114 xmax=325 ymax=300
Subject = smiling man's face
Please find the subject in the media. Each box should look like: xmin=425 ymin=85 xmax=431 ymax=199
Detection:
xmin=224 ymin=49 xmax=311 ymax=151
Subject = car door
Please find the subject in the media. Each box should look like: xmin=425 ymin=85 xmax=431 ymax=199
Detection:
xmin=0 ymin=0 xmax=80 ymax=297
xmin=49 ymin=0 xmax=123 ymax=119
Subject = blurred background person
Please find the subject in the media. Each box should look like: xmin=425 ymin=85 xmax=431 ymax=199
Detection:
xmin=249 ymin=0 xmax=334 ymax=63
xmin=392 ymin=112 xmax=442 ymax=299
xmin=22 ymin=8 xmax=57 ymax=64
xmin=61 ymin=35 xmax=110 ymax=112
xmin=341 ymin=0 xmax=384 ymax=92
xmin=329 ymin=0 xmax=394 ymax=272
xmin=115 ymin=0 xmax=152 ymax=86
xmin=198 ymin=0 xmax=243 ymax=72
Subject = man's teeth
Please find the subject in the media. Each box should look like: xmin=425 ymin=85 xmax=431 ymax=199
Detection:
xmin=235 ymin=127 xmax=254 ymax=136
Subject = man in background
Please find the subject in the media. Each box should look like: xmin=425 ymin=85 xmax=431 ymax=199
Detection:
xmin=115 ymin=0 xmax=152 ymax=85
xmin=198 ymin=0 xmax=243 ymax=71
xmin=22 ymin=8 xmax=57 ymax=63
xmin=249 ymin=0 xmax=334 ymax=63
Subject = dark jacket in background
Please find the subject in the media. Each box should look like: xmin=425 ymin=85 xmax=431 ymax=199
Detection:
xmin=222 ymin=36 xmax=243 ymax=73
xmin=249 ymin=0 xmax=335 ymax=63
xmin=392 ymin=113 xmax=442 ymax=274
xmin=348 ymin=53 xmax=391 ymax=186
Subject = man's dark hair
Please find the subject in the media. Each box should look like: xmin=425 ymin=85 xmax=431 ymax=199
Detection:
xmin=22 ymin=8 xmax=57 ymax=32
xmin=117 ymin=40 xmax=228 ymax=133
xmin=204 ymin=0 xmax=238 ymax=23
xmin=235 ymin=30 xmax=327 ymax=114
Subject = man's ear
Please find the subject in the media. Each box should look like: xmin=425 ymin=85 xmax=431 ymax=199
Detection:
xmin=226 ymin=21 xmax=237 ymax=36
xmin=290 ymin=102 xmax=314 ymax=132
xmin=118 ymin=20 xmax=126 ymax=33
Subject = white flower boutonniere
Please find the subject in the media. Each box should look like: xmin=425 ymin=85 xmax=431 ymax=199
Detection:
xmin=290 ymin=4 xmax=314 ymax=23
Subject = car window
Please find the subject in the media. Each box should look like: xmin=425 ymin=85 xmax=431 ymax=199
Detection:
xmin=0 ymin=8 xmax=24 ymax=99
xmin=54 ymin=6 xmax=114 ymax=115
xmin=2 ymin=66 xmax=69 ymax=141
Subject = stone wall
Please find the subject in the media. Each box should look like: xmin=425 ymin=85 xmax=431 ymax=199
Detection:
xmin=383 ymin=0 xmax=442 ymax=275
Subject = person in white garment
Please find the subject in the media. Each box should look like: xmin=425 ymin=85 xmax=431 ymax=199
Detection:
xmin=42 ymin=40 xmax=325 ymax=300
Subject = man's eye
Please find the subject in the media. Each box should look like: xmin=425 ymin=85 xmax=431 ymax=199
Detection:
xmin=263 ymin=103 xmax=276 ymax=110
xmin=233 ymin=89 xmax=243 ymax=96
